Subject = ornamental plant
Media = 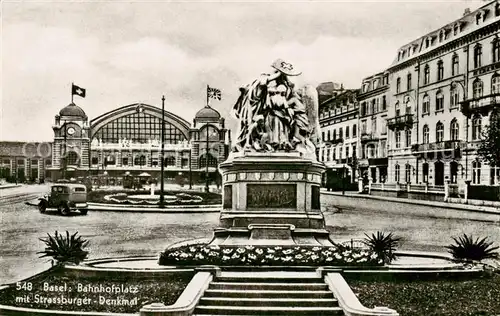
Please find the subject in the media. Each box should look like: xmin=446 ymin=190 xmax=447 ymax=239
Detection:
xmin=446 ymin=234 xmax=499 ymax=262
xmin=363 ymin=232 xmax=401 ymax=264
xmin=38 ymin=231 xmax=89 ymax=265
xmin=159 ymin=244 xmax=383 ymax=267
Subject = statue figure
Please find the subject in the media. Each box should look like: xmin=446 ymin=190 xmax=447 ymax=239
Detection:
xmin=232 ymin=59 xmax=319 ymax=157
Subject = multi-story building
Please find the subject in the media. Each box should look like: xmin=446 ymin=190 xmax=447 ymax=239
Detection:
xmin=318 ymin=87 xmax=360 ymax=189
xmin=385 ymin=1 xmax=500 ymax=188
xmin=0 ymin=141 xmax=52 ymax=183
xmin=358 ymin=71 xmax=390 ymax=183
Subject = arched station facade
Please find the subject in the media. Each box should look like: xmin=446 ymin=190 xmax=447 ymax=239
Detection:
xmin=47 ymin=102 xmax=229 ymax=186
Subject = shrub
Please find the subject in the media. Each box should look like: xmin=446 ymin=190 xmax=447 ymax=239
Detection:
xmin=363 ymin=232 xmax=401 ymax=264
xmin=38 ymin=231 xmax=89 ymax=265
xmin=446 ymin=234 xmax=499 ymax=262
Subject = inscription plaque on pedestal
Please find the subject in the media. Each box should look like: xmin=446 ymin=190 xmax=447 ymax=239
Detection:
xmin=223 ymin=185 xmax=232 ymax=209
xmin=247 ymin=184 xmax=296 ymax=208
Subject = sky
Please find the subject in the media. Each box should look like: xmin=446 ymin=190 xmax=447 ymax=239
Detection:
xmin=1 ymin=0 xmax=486 ymax=142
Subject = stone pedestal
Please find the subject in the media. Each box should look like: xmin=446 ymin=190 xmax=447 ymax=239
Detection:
xmin=209 ymin=151 xmax=334 ymax=246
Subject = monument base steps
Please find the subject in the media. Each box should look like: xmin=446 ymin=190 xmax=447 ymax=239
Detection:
xmin=193 ymin=271 xmax=343 ymax=316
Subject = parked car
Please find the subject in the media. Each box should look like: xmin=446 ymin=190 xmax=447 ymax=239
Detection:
xmin=38 ymin=184 xmax=88 ymax=215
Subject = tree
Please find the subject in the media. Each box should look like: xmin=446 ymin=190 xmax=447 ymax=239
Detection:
xmin=478 ymin=114 xmax=500 ymax=167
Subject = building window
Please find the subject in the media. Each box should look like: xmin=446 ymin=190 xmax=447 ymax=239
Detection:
xmin=322 ymin=132 xmax=325 ymax=142
xmin=134 ymin=155 xmax=146 ymax=166
xmin=122 ymin=157 xmax=129 ymax=166
xmin=395 ymin=164 xmax=400 ymax=183
xmin=472 ymin=115 xmax=482 ymax=140
xmin=395 ymin=131 xmax=401 ymax=149
xmin=492 ymin=74 xmax=500 ymax=94
xmin=496 ymin=3 xmax=500 ymax=16
xmin=346 ymin=126 xmax=350 ymax=139
xmin=472 ymin=160 xmax=481 ymax=184
xmin=327 ymin=130 xmax=331 ymax=141
xmin=423 ymin=125 xmax=430 ymax=144
xmin=352 ymin=144 xmax=357 ymax=158
xmin=361 ymin=121 xmax=367 ymax=134
xmin=450 ymin=119 xmax=459 ymax=140
xmin=199 ymin=153 xmax=217 ymax=168
xmin=104 ymin=155 xmax=116 ymax=166
xmin=435 ymin=90 xmax=444 ymax=111
xmin=396 ymin=77 xmax=401 ymax=93
xmin=453 ymin=24 xmax=459 ymax=35
xmin=424 ymin=65 xmax=430 ymax=85
xmin=437 ymin=60 xmax=444 ymax=81
xmin=333 ymin=148 xmax=336 ymax=160
xmin=382 ymin=96 xmax=387 ymax=110
xmin=490 ymin=163 xmax=500 ymax=185
xmin=422 ymin=163 xmax=429 ymax=183
xmin=372 ymin=118 xmax=377 ymax=134
xmin=333 ymin=129 xmax=337 ymax=140
xmin=452 ymin=54 xmax=459 ymax=76
xmin=66 ymin=151 xmax=79 ymax=166
xmin=352 ymin=124 xmax=357 ymax=138
xmin=326 ymin=148 xmax=330 ymax=162
xmin=407 ymin=73 xmax=412 ymax=90
xmin=405 ymin=129 xmax=412 ymax=147
xmin=395 ymin=101 xmax=401 ymax=116
xmin=436 ymin=122 xmax=444 ymax=142
xmin=346 ymin=146 xmax=350 ymax=158
xmin=405 ymin=97 xmax=412 ymax=114
xmin=493 ymin=38 xmax=500 ymax=63
xmin=339 ymin=128 xmax=343 ymax=139
xmin=361 ymin=102 xmax=366 ymax=116
xmin=405 ymin=164 xmax=411 ymax=183
xmin=91 ymin=156 xmax=99 ymax=165
xmin=422 ymin=94 xmax=430 ymax=114
xmin=165 ymin=156 xmax=176 ymax=166
xmin=473 ymin=79 xmax=483 ymax=99
xmin=474 ymin=44 xmax=482 ymax=68
xmin=450 ymin=84 xmax=460 ymax=108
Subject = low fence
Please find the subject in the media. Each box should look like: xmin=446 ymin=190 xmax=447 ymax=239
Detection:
xmin=468 ymin=185 xmax=500 ymax=201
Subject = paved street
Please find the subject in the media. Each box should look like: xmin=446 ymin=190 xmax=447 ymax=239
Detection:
xmin=1 ymin=186 xmax=499 ymax=285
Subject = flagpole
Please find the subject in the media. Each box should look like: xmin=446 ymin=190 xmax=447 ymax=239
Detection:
xmin=71 ymin=82 xmax=74 ymax=103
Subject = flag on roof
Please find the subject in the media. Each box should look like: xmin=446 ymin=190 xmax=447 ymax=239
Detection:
xmin=207 ymin=85 xmax=222 ymax=100
xmin=72 ymin=84 xmax=86 ymax=98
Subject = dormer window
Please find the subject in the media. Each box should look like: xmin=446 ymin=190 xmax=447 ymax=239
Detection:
xmin=454 ymin=23 xmax=459 ymax=35
xmin=496 ymin=3 xmax=500 ymax=16
xmin=476 ymin=13 xmax=482 ymax=25
xmin=439 ymin=30 xmax=444 ymax=42
xmin=425 ymin=38 xmax=430 ymax=48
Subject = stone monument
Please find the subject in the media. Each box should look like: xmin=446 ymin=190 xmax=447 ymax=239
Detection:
xmin=209 ymin=59 xmax=334 ymax=246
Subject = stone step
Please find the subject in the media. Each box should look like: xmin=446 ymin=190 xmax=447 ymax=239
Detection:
xmin=216 ymin=275 xmax=322 ymax=283
xmin=204 ymin=289 xmax=334 ymax=299
xmin=193 ymin=305 xmax=344 ymax=315
xmin=199 ymin=297 xmax=338 ymax=307
xmin=209 ymin=282 xmax=328 ymax=291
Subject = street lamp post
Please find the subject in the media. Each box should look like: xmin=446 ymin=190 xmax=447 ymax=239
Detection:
xmin=160 ymin=95 xmax=165 ymax=208
xmin=205 ymin=125 xmax=209 ymax=193
xmin=189 ymin=147 xmax=193 ymax=190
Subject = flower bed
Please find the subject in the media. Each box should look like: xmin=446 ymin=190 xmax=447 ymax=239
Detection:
xmin=348 ymin=273 xmax=500 ymax=316
xmin=159 ymin=244 xmax=384 ymax=266
xmin=0 ymin=270 xmax=193 ymax=313
xmin=88 ymin=189 xmax=221 ymax=205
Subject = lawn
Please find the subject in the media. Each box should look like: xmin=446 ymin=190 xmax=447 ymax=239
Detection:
xmin=349 ymin=273 xmax=500 ymax=316
xmin=0 ymin=270 xmax=193 ymax=313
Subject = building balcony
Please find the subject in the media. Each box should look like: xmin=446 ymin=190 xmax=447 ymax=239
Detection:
xmin=386 ymin=114 xmax=414 ymax=131
xmin=460 ymin=93 xmax=500 ymax=117
xmin=411 ymin=140 xmax=465 ymax=157
xmin=360 ymin=133 xmax=384 ymax=143
xmin=324 ymin=138 xmax=344 ymax=145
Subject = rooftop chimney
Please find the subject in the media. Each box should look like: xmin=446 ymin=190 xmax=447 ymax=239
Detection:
xmin=464 ymin=8 xmax=471 ymax=16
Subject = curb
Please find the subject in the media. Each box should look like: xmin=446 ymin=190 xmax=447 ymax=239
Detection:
xmin=88 ymin=202 xmax=220 ymax=209
xmin=322 ymin=191 xmax=500 ymax=215
xmin=88 ymin=205 xmax=221 ymax=213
